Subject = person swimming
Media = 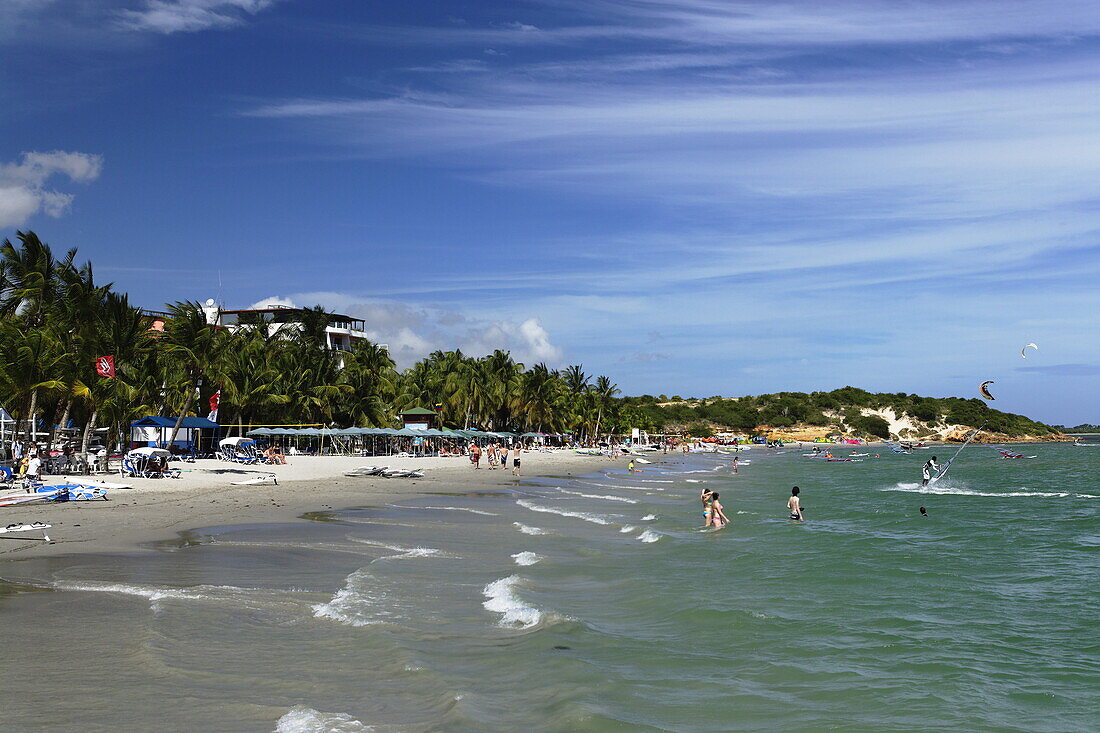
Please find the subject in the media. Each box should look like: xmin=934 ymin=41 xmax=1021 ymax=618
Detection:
xmin=920 ymin=506 xmax=928 ymax=517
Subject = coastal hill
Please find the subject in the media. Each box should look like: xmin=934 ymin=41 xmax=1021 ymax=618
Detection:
xmin=622 ymin=387 xmax=1065 ymax=443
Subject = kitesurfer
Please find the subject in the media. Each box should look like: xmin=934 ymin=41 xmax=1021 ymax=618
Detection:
xmin=922 ymin=456 xmax=939 ymax=486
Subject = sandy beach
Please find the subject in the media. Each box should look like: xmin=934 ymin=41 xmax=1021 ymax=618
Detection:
xmin=1 ymin=449 xmax=621 ymax=557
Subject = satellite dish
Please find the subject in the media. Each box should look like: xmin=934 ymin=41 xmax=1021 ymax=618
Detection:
xmin=205 ymin=298 xmax=215 ymax=307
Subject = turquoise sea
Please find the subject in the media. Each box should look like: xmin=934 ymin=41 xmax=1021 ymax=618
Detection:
xmin=1 ymin=441 xmax=1098 ymax=731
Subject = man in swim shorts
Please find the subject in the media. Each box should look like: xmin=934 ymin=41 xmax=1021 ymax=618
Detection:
xmin=512 ymin=444 xmax=521 ymax=476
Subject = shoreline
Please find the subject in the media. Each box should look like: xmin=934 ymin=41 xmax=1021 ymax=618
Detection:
xmin=0 ymin=451 xmax=627 ymax=560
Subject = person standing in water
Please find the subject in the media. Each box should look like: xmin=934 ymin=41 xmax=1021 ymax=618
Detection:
xmin=787 ymin=486 xmax=804 ymax=521
xmin=709 ymin=492 xmax=731 ymax=529
xmin=731 ymin=456 xmax=739 ymax=474
xmin=922 ymin=456 xmax=939 ymax=486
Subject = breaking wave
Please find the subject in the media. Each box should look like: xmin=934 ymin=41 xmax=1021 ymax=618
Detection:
xmin=274 ymin=706 xmax=371 ymax=732
xmin=558 ymin=488 xmax=637 ymax=504
xmin=637 ymin=530 xmax=661 ymax=543
xmin=482 ymin=575 xmax=542 ymax=628
xmin=516 ymin=499 xmax=611 ymax=525
xmin=513 ymin=522 xmax=547 ymax=535
xmin=511 ymin=551 xmax=543 ymax=566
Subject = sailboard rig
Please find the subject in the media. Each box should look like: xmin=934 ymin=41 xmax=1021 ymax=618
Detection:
xmin=930 ymin=424 xmax=985 ymax=484
xmin=989 ymin=446 xmax=1036 ymax=459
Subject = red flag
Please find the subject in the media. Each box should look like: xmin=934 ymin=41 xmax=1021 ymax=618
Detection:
xmin=207 ymin=389 xmax=221 ymax=423
xmin=95 ymin=355 xmax=115 ymax=378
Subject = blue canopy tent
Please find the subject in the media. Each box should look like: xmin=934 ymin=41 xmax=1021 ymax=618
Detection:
xmin=130 ymin=416 xmax=221 ymax=453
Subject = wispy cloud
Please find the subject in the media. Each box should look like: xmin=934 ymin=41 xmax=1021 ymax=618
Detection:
xmin=117 ymin=0 xmax=277 ymax=34
xmin=0 ymin=151 xmax=103 ymax=228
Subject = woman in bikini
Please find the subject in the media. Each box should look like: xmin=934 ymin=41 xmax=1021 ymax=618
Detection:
xmin=701 ymin=489 xmax=714 ymax=526
xmin=709 ymin=491 xmax=731 ymax=529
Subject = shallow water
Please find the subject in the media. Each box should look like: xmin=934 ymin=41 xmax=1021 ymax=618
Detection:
xmin=2 ymin=443 xmax=1098 ymax=731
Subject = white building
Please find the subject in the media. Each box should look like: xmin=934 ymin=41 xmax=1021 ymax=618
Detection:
xmin=202 ymin=299 xmax=370 ymax=354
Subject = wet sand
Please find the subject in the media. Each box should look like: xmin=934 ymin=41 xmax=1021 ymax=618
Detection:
xmin=1 ymin=450 xmax=620 ymax=557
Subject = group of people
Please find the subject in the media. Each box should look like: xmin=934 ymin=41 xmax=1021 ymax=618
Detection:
xmin=699 ymin=485 xmax=804 ymax=528
xmin=469 ymin=442 xmax=522 ymax=475
xmin=9 ymin=441 xmax=44 ymax=482
xmin=263 ymin=443 xmax=287 ymax=464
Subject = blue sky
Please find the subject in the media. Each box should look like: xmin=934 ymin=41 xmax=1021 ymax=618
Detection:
xmin=2 ymin=0 xmax=1099 ymax=424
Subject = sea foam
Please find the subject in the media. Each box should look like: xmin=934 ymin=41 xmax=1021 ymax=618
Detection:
xmin=274 ymin=705 xmax=371 ymax=732
xmin=512 ymin=522 xmax=548 ymax=535
xmin=883 ymin=483 xmax=1073 ymax=498
xmin=559 ymin=488 xmax=637 ymax=504
xmin=637 ymin=530 xmax=661 ymax=543
xmin=516 ymin=499 xmax=611 ymax=525
xmin=511 ymin=551 xmax=543 ymax=566
xmin=53 ymin=581 xmax=272 ymax=613
xmin=482 ymin=575 xmax=542 ymax=628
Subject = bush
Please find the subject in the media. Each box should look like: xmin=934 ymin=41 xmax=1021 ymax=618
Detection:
xmin=850 ymin=415 xmax=891 ymax=439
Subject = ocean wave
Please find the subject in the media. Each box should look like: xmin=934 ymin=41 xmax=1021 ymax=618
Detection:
xmin=641 ymin=514 xmax=657 ymax=521
xmin=410 ymin=505 xmax=499 ymax=516
xmin=52 ymin=581 xmax=278 ymax=613
xmin=311 ymin=570 xmax=392 ymax=627
xmin=388 ymin=547 xmax=448 ymax=559
xmin=577 ymin=480 xmax=659 ymax=492
xmin=482 ymin=575 xmax=542 ymax=628
xmin=516 ymin=499 xmax=611 ymax=525
xmin=511 ymin=551 xmax=543 ymax=566
xmin=559 ymin=488 xmax=637 ymax=504
xmin=637 ymin=530 xmax=661 ymax=543
xmin=882 ymin=483 xmax=1076 ymax=498
xmin=512 ymin=522 xmax=547 ymax=535
xmin=619 ymin=525 xmax=636 ymax=533
xmin=274 ymin=705 xmax=371 ymax=732
xmin=346 ymin=537 xmax=450 ymax=560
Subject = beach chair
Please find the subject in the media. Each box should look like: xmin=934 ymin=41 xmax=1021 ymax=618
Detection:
xmin=120 ymin=456 xmax=142 ymax=478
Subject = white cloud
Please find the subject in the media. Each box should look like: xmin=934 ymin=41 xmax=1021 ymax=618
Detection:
xmin=248 ymin=295 xmax=296 ymax=309
xmin=117 ymin=0 xmax=277 ymax=34
xmin=0 ymin=151 xmax=103 ymax=228
xmin=232 ymin=292 xmax=566 ymax=369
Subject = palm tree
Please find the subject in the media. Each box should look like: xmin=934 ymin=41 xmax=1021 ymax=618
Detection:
xmin=339 ymin=340 xmax=397 ymax=426
xmin=160 ymin=301 xmax=222 ymax=448
xmin=592 ymin=375 xmax=620 ymax=441
xmin=0 ymin=325 xmax=68 ymax=442
xmin=563 ymin=365 xmax=589 ymax=395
